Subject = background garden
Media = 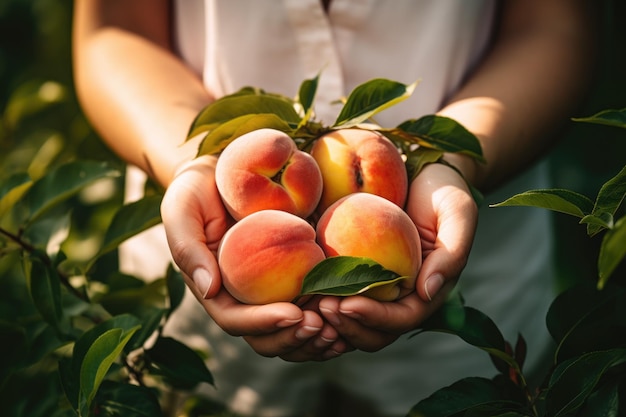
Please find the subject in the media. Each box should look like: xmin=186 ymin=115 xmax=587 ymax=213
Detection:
xmin=0 ymin=1 xmax=624 ymax=416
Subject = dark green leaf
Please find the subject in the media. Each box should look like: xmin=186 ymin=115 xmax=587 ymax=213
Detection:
xmin=166 ymin=265 xmax=186 ymax=316
xmin=23 ymin=253 xmax=68 ymax=336
xmin=89 ymin=194 xmax=163 ymax=269
xmin=0 ymin=172 xmax=32 ymax=217
xmin=0 ymin=320 xmax=28 ymax=384
xmin=125 ymin=307 xmax=168 ymax=354
xmin=72 ymin=315 xmax=142 ymax=382
xmin=188 ymin=93 xmax=300 ymax=139
xmin=92 ymin=380 xmax=163 ymax=417
xmin=397 ymin=115 xmax=485 ymax=163
xmin=145 ymin=336 xmax=214 ymax=390
xmin=546 ymin=282 xmax=626 ymax=362
xmin=576 ymin=381 xmax=620 ymax=417
xmin=196 ymin=113 xmax=293 ymax=156
xmin=403 ymin=147 xmax=444 ymax=182
xmin=415 ymin=294 xmax=506 ymax=353
xmin=598 ymin=215 xmax=626 ymax=289
xmin=59 ymin=356 xmax=79 ymax=410
xmin=16 ymin=160 xmax=120 ymax=227
xmin=572 ymin=108 xmax=626 ymax=129
xmin=546 ymin=348 xmax=626 ymax=417
xmin=333 ymin=78 xmax=418 ymax=128
xmin=299 ymin=256 xmax=403 ymax=296
xmin=490 ymin=189 xmax=594 ymax=218
xmin=22 ymin=205 xmax=71 ymax=258
xmin=79 ymin=326 xmax=141 ymax=416
xmin=408 ymin=377 xmax=522 ymax=417
xmin=99 ymin=279 xmax=168 ymax=315
xmin=298 ymin=73 xmax=319 ymax=115
xmin=587 ymin=165 xmax=626 ymax=236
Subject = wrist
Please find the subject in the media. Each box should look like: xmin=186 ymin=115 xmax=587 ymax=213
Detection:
xmin=441 ymin=152 xmax=482 ymax=190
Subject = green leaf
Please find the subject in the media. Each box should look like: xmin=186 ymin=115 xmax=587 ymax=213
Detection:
xmin=0 ymin=320 xmax=28 ymax=384
xmin=3 ymin=80 xmax=68 ymax=129
xmin=88 ymin=194 xmax=163 ymax=270
xmin=92 ymin=381 xmax=163 ymax=417
xmin=166 ymin=265 xmax=186 ymax=316
xmin=546 ymin=282 xmax=626 ymax=362
xmin=188 ymin=93 xmax=301 ymax=139
xmin=16 ymin=160 xmax=120 ymax=227
xmin=333 ymin=78 xmax=418 ymax=128
xmin=396 ymin=115 xmax=485 ymax=163
xmin=23 ymin=253 xmax=68 ymax=336
xmin=403 ymin=147 xmax=444 ymax=182
xmin=408 ymin=377 xmax=523 ymax=417
xmin=196 ymin=113 xmax=294 ymax=156
xmin=597 ymin=215 xmax=626 ymax=289
xmin=124 ymin=307 xmax=168 ymax=353
xmin=572 ymin=108 xmax=626 ymax=129
xmin=0 ymin=172 xmax=32 ymax=218
xmin=576 ymin=382 xmax=621 ymax=417
xmin=414 ymin=299 xmax=508 ymax=363
xmin=298 ymin=73 xmax=320 ymax=115
xmin=145 ymin=336 xmax=214 ymax=390
xmin=546 ymin=348 xmax=626 ymax=417
xmin=72 ymin=315 xmax=142 ymax=382
xmin=490 ymin=189 xmax=595 ymax=218
xmin=299 ymin=256 xmax=403 ymax=296
xmin=587 ymin=165 xmax=626 ymax=236
xmin=580 ymin=212 xmax=614 ymax=230
xmin=79 ymin=326 xmax=140 ymax=416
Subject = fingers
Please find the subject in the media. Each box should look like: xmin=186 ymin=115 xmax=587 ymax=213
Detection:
xmin=161 ymin=155 xmax=230 ymax=298
xmin=406 ymin=162 xmax=478 ymax=302
xmin=195 ymin=290 xmax=353 ymax=361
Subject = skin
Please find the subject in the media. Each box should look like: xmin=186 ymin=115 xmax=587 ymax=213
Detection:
xmin=73 ymin=0 xmax=596 ymax=360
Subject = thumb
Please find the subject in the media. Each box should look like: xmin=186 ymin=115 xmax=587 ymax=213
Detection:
xmin=160 ymin=158 xmax=228 ymax=299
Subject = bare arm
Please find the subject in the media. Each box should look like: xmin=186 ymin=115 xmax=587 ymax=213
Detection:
xmin=321 ymin=0 xmax=597 ymax=352
xmin=72 ymin=0 xmax=213 ymax=187
xmin=440 ymin=0 xmax=596 ymax=192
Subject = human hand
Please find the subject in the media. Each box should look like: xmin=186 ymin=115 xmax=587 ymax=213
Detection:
xmin=318 ymin=161 xmax=478 ymax=351
xmin=161 ymin=156 xmax=353 ymax=361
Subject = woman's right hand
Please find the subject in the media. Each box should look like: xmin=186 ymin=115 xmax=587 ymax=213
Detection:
xmin=160 ymin=155 xmax=351 ymax=361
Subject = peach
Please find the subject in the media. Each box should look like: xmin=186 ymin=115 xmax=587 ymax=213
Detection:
xmin=215 ymin=128 xmax=323 ymax=221
xmin=309 ymin=128 xmax=408 ymax=214
xmin=316 ymin=193 xmax=421 ymax=301
xmin=217 ymin=210 xmax=326 ymax=304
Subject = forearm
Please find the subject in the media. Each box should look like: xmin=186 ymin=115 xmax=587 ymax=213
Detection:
xmin=439 ymin=0 xmax=596 ymax=192
xmin=72 ymin=0 xmax=212 ymax=188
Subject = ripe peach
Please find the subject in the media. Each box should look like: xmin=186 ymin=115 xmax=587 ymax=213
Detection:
xmin=309 ymin=128 xmax=408 ymax=214
xmin=215 ymin=128 xmax=323 ymax=221
xmin=316 ymin=193 xmax=421 ymax=301
xmin=217 ymin=210 xmax=326 ymax=305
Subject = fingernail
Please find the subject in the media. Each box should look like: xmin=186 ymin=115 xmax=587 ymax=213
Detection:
xmin=276 ymin=318 xmax=303 ymax=328
xmin=323 ymin=349 xmax=342 ymax=359
xmin=425 ymin=273 xmax=444 ymax=301
xmin=319 ymin=307 xmax=341 ymax=326
xmin=295 ymin=326 xmax=322 ymax=341
xmin=338 ymin=309 xmax=361 ymax=321
xmin=193 ymin=268 xmax=213 ymax=299
xmin=313 ymin=336 xmax=335 ymax=349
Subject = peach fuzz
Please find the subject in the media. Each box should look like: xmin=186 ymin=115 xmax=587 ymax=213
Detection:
xmin=217 ymin=210 xmax=326 ymax=305
xmin=215 ymin=128 xmax=323 ymax=221
xmin=316 ymin=192 xmax=421 ymax=301
xmin=309 ymin=128 xmax=408 ymax=214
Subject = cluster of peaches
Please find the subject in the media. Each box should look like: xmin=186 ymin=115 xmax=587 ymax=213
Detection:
xmin=215 ymin=127 xmax=422 ymax=305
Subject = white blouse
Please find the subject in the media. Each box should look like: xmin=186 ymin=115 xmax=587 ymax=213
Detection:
xmin=121 ymin=2 xmax=557 ymax=415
